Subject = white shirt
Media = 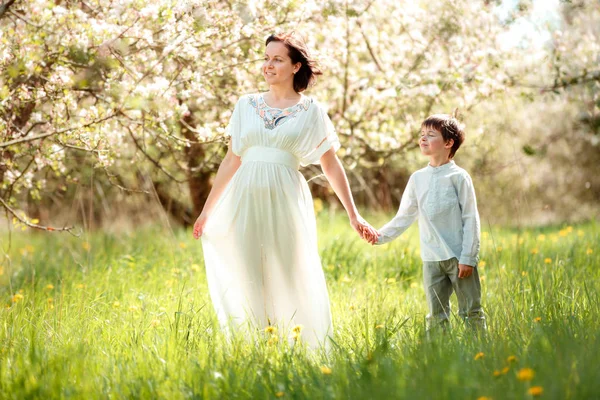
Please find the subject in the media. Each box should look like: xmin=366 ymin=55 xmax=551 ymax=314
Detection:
xmin=377 ymin=161 xmax=481 ymax=266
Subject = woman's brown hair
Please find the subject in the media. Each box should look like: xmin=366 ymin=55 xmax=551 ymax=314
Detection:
xmin=266 ymin=32 xmax=322 ymax=93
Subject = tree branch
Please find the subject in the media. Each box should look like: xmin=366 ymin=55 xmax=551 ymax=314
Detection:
xmin=356 ymin=20 xmax=383 ymax=72
xmin=126 ymin=126 xmax=187 ymax=183
xmin=0 ymin=196 xmax=79 ymax=235
xmin=0 ymin=0 xmax=16 ymax=19
xmin=0 ymin=114 xmax=117 ymax=148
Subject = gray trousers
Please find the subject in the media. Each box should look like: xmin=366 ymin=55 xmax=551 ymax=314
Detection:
xmin=423 ymin=258 xmax=486 ymax=329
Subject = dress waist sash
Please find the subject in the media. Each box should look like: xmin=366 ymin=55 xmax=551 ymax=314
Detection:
xmin=241 ymin=146 xmax=300 ymax=170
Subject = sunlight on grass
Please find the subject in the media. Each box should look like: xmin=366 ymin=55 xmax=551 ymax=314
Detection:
xmin=0 ymin=216 xmax=598 ymax=398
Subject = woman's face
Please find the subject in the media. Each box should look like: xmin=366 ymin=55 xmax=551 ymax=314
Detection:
xmin=263 ymin=41 xmax=300 ymax=87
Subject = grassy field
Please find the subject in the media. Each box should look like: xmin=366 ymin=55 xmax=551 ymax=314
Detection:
xmin=0 ymin=213 xmax=599 ymax=399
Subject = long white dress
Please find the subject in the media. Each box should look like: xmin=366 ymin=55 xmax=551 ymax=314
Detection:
xmin=201 ymin=93 xmax=340 ymax=347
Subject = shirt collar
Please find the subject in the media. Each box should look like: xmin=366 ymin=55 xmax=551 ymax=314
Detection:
xmin=427 ymin=160 xmax=455 ymax=171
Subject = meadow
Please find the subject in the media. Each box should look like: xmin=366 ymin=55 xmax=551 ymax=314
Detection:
xmin=0 ymin=213 xmax=599 ymax=399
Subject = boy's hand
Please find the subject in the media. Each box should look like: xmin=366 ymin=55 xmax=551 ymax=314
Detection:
xmin=361 ymin=227 xmax=379 ymax=245
xmin=458 ymin=264 xmax=473 ymax=279
xmin=367 ymin=229 xmax=380 ymax=245
xmin=350 ymin=215 xmax=377 ymax=242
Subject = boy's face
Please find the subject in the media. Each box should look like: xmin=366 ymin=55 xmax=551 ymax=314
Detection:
xmin=419 ymin=126 xmax=453 ymax=158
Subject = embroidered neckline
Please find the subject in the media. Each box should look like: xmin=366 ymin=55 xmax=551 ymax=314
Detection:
xmin=249 ymin=93 xmax=312 ymax=130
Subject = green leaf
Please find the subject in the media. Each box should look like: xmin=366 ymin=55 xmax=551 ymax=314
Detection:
xmin=522 ymin=145 xmax=536 ymax=156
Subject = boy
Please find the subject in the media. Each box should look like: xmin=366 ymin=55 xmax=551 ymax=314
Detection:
xmin=367 ymin=114 xmax=485 ymax=330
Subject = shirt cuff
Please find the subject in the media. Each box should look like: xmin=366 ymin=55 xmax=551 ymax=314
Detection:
xmin=375 ymin=234 xmax=390 ymax=245
xmin=459 ymin=256 xmax=479 ymax=267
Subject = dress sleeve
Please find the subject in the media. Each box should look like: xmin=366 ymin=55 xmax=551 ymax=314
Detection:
xmin=299 ymin=101 xmax=341 ymax=166
xmin=225 ymin=97 xmax=243 ymax=156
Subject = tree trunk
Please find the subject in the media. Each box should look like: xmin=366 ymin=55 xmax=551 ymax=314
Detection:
xmin=180 ymin=111 xmax=215 ymax=220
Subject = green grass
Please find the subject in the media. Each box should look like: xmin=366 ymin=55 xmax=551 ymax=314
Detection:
xmin=1 ymin=213 xmax=599 ymax=399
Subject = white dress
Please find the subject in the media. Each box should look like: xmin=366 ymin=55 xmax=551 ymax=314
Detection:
xmin=201 ymin=93 xmax=340 ymax=347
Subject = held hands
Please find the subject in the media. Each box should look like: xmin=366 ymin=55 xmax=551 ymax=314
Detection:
xmin=350 ymin=215 xmax=379 ymax=245
xmin=458 ymin=264 xmax=474 ymax=279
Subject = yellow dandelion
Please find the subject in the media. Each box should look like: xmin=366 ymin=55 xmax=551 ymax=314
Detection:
xmin=375 ymin=324 xmax=384 ymax=329
xmin=493 ymin=370 xmax=502 ymax=377
xmin=268 ymin=336 xmax=279 ymax=345
xmin=47 ymin=298 xmax=53 ymax=304
xmin=150 ymin=319 xmax=160 ymax=327
xmin=320 ymin=365 xmax=332 ymax=375
xmin=478 ymin=397 xmax=493 ymax=400
xmin=530 ymin=248 xmax=539 ymax=255
xmin=501 ymin=366 xmax=510 ymax=374
xmin=480 ymin=275 xmax=486 ymax=282
xmin=566 ymin=226 xmax=573 ymax=233
xmin=275 ymin=392 xmax=285 ymax=398
xmin=522 ymin=271 xmax=528 ymax=276
xmin=534 ymin=317 xmax=542 ymax=322
xmin=386 ymin=277 xmax=396 ymax=284
xmin=326 ymin=264 xmax=335 ymax=271
xmin=474 ymin=352 xmax=485 ymax=360
xmin=11 ymin=293 xmax=24 ymax=303
xmin=528 ymin=386 xmax=543 ymax=396
xmin=537 ymin=234 xmax=546 ymax=241
xmin=544 ymin=258 xmax=552 ymax=264
xmin=507 ymin=355 xmax=517 ymax=363
xmin=291 ymin=332 xmax=301 ymax=341
xmin=292 ymin=324 xmax=303 ymax=334
xmin=179 ymin=242 xmax=187 ymax=249
xmin=342 ymin=276 xmax=352 ymax=283
xmin=264 ymin=326 xmax=277 ymax=334
xmin=45 ymin=284 xmax=54 ymax=290
xmin=112 ymin=301 xmax=121 ymax=309
xmin=496 ymin=246 xmax=503 ymax=252
xmin=479 ymin=260 xmax=486 ymax=268
xmin=482 ymin=231 xmax=489 ymax=239
xmin=128 ymin=305 xmax=139 ymax=312
xmin=559 ymin=229 xmax=568 ymax=237
xmin=518 ymin=237 xmax=525 ymax=245
xmin=577 ymin=230 xmax=584 ymax=237
xmin=313 ymin=198 xmax=324 ymax=214
xmin=76 ymin=284 xmax=85 ymax=289
xmin=349 ymin=305 xmax=356 ymax=311
xmin=410 ymin=282 xmax=419 ymax=288
xmin=191 ymin=264 xmax=201 ymax=272
xmin=0 ymin=266 xmax=4 ymax=276
xmin=82 ymin=241 xmax=91 ymax=251
xmin=587 ymin=248 xmax=593 ymax=255
xmin=517 ymin=368 xmax=535 ymax=381
xmin=171 ymin=268 xmax=181 ymax=274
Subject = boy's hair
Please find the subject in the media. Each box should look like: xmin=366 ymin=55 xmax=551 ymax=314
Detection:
xmin=422 ymin=114 xmax=465 ymax=158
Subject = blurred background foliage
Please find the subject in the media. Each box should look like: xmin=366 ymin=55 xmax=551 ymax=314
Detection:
xmin=0 ymin=0 xmax=598 ymax=234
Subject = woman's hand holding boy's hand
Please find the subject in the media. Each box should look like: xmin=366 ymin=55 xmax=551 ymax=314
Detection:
xmin=363 ymin=228 xmax=379 ymax=245
xmin=350 ymin=215 xmax=379 ymax=245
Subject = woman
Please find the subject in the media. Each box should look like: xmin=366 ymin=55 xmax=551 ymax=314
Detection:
xmin=193 ymin=32 xmax=377 ymax=348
